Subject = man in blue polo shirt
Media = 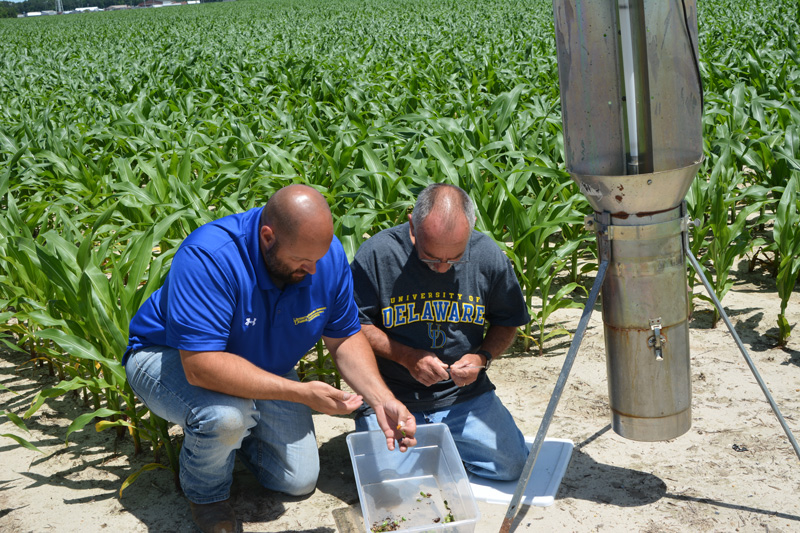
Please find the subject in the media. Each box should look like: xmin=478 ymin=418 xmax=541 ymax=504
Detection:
xmin=124 ymin=184 xmax=416 ymax=533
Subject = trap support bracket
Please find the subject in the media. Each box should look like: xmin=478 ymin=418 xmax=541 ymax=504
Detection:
xmin=683 ymin=219 xmax=800 ymax=463
xmin=499 ymin=216 xmax=611 ymax=533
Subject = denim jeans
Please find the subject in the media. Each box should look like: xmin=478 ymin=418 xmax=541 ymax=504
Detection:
xmin=125 ymin=346 xmax=319 ymax=504
xmin=355 ymin=390 xmax=528 ymax=481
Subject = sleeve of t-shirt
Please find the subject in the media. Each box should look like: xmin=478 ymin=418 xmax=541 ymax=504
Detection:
xmin=164 ymin=245 xmax=236 ymax=351
xmin=321 ymin=238 xmax=363 ymax=338
xmin=350 ymin=245 xmax=382 ymax=327
xmin=483 ymin=244 xmax=532 ymax=328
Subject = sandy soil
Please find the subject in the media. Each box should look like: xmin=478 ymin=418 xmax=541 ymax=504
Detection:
xmin=1 ymin=260 xmax=799 ymax=533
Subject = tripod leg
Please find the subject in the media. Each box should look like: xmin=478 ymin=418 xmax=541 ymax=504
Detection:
xmin=499 ymin=258 xmax=610 ymax=533
xmin=687 ymin=251 xmax=800 ymax=462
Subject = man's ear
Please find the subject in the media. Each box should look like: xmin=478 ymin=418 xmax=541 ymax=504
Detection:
xmin=260 ymin=224 xmax=277 ymax=249
xmin=408 ymin=215 xmax=416 ymax=246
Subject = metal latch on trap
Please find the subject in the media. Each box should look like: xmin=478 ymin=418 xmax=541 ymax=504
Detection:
xmin=648 ymin=317 xmax=666 ymax=361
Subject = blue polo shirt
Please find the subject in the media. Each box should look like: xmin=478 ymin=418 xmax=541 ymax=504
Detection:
xmin=125 ymin=207 xmax=361 ymax=375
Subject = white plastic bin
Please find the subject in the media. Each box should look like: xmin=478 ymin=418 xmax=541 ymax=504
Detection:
xmin=346 ymin=423 xmax=480 ymax=533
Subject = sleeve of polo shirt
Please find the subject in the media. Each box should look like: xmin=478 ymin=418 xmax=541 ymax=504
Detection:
xmin=164 ymin=245 xmax=236 ymax=351
xmin=321 ymin=239 xmax=362 ymax=338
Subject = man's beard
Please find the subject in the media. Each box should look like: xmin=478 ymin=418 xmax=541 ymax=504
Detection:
xmin=263 ymin=244 xmax=307 ymax=286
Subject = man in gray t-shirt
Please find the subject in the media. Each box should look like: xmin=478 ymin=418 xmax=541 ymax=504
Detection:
xmin=350 ymin=183 xmax=531 ymax=481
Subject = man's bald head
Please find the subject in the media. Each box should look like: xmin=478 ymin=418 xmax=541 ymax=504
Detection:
xmin=411 ymin=183 xmax=476 ymax=238
xmin=408 ymin=184 xmax=475 ymax=273
xmin=261 ymin=184 xmax=333 ymax=245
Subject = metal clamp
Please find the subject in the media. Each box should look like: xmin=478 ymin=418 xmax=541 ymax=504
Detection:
xmin=648 ymin=317 xmax=666 ymax=361
xmin=683 ymin=215 xmax=701 ymax=232
xmin=584 ymin=214 xmax=596 ymax=232
xmin=680 ymin=201 xmax=702 ymax=255
xmin=584 ymin=213 xmax=611 ymax=262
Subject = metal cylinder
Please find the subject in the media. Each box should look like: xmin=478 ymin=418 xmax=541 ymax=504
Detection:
xmin=554 ymin=0 xmax=702 ymax=441
xmin=597 ymin=206 xmax=691 ymax=440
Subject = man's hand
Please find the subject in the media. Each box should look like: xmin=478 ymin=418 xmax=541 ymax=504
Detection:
xmin=324 ymin=331 xmax=416 ymax=451
xmin=447 ymin=353 xmax=486 ymax=387
xmin=302 ymin=381 xmax=364 ymax=415
xmin=373 ymin=399 xmax=417 ymax=452
xmin=407 ymin=352 xmax=450 ymax=386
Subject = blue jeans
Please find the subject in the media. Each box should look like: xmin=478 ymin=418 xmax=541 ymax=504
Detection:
xmin=125 ymin=346 xmax=319 ymax=504
xmin=355 ymin=390 xmax=528 ymax=481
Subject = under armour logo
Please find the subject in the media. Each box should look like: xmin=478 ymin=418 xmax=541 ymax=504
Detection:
xmin=244 ymin=317 xmax=257 ymax=326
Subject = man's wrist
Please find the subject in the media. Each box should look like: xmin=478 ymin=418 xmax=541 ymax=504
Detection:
xmin=475 ymin=349 xmax=493 ymax=370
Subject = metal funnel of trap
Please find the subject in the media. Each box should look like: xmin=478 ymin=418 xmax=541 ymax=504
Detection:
xmin=501 ymin=1 xmax=799 ymax=530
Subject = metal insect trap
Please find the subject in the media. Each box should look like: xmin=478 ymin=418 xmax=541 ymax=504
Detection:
xmin=501 ymin=1 xmax=799 ymax=530
xmin=555 ymin=0 xmax=702 ymax=442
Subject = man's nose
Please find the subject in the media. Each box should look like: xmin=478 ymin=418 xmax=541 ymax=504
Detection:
xmin=434 ymin=261 xmax=451 ymax=273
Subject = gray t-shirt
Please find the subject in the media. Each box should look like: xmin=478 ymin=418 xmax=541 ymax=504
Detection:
xmin=351 ymin=222 xmax=530 ymax=412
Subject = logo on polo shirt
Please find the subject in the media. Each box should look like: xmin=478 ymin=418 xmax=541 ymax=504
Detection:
xmin=245 ymin=317 xmax=257 ymax=326
xmin=293 ymin=307 xmax=326 ymax=325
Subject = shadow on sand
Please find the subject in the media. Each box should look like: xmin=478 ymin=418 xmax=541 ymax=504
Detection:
xmin=545 ymin=425 xmax=800 ymax=526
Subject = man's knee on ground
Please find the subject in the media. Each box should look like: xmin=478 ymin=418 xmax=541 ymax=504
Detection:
xmin=191 ymin=404 xmax=256 ymax=448
xmin=494 ymin=447 xmax=529 ymax=481
xmin=269 ymin=463 xmax=319 ymax=497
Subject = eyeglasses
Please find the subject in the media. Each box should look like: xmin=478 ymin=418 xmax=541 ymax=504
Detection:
xmin=419 ymin=257 xmax=469 ymax=266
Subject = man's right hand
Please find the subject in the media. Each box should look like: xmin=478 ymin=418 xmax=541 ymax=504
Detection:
xmin=302 ymin=381 xmax=364 ymax=415
xmin=407 ymin=352 xmax=450 ymax=386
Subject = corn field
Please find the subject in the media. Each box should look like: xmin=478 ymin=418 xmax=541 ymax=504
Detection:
xmin=1 ymin=0 xmax=798 ymax=488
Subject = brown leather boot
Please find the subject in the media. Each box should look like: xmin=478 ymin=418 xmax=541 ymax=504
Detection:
xmin=189 ymin=499 xmax=239 ymax=533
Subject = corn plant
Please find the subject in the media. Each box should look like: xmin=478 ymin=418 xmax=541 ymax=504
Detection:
xmin=0 ymin=409 xmax=43 ymax=454
xmin=773 ymin=174 xmax=800 ymax=345
xmin=0 ymin=198 xmax=185 ymax=482
xmin=499 ymin=178 xmax=587 ymax=354
xmin=695 ymin=169 xmax=767 ymax=327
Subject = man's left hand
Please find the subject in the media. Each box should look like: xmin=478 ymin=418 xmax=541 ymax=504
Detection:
xmin=448 ymin=353 xmax=486 ymax=387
